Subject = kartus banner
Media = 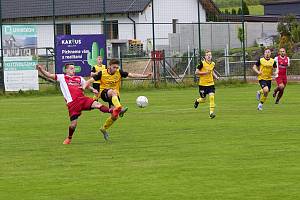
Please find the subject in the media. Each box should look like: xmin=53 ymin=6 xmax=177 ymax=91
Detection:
xmin=55 ymin=34 xmax=106 ymax=77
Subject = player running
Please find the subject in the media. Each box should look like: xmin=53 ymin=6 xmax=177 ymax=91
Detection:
xmin=84 ymin=59 xmax=152 ymax=140
xmin=194 ymin=50 xmax=219 ymax=119
xmin=273 ymin=48 xmax=290 ymax=104
xmin=36 ymin=63 xmax=123 ymax=144
xmin=252 ymin=48 xmax=277 ymax=111
xmin=90 ymin=56 xmax=106 ymax=100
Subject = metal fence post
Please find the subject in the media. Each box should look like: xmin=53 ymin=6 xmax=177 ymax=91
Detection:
xmin=163 ymin=50 xmax=166 ymax=83
xmin=103 ymin=0 xmax=108 ymax=64
xmin=52 ymin=0 xmax=57 ymax=71
xmin=0 ymin=0 xmax=4 ymax=92
xmin=151 ymin=0 xmax=157 ymax=87
xmin=241 ymin=0 xmax=247 ymax=82
xmin=197 ymin=0 xmax=202 ymax=54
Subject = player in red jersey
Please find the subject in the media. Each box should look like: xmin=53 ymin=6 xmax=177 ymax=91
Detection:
xmin=36 ymin=63 xmax=123 ymax=144
xmin=273 ymin=48 xmax=290 ymax=104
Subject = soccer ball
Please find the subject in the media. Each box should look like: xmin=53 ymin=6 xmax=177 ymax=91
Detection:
xmin=136 ymin=96 xmax=148 ymax=108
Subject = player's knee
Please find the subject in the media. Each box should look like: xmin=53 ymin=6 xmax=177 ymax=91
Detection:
xmin=263 ymin=87 xmax=269 ymax=94
xmin=111 ymin=116 xmax=118 ymax=121
xmin=112 ymin=90 xmax=118 ymax=96
xmin=108 ymin=89 xmax=116 ymax=96
xmin=279 ymin=85 xmax=285 ymax=90
xmin=70 ymin=122 xmax=77 ymax=129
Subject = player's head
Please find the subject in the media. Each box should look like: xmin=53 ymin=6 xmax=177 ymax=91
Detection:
xmin=279 ymin=48 xmax=286 ymax=57
xmin=204 ymin=50 xmax=212 ymax=62
xmin=108 ymin=59 xmax=120 ymax=74
xmin=264 ymin=48 xmax=271 ymax=59
xmin=64 ymin=63 xmax=75 ymax=76
xmin=97 ymin=56 xmax=103 ymax=65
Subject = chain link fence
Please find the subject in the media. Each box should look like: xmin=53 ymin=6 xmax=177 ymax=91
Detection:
xmin=0 ymin=0 xmax=299 ymax=90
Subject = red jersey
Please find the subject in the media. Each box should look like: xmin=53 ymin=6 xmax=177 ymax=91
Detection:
xmin=55 ymin=74 xmax=86 ymax=104
xmin=275 ymin=56 xmax=289 ymax=77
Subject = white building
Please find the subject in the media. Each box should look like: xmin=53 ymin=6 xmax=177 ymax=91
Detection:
xmin=2 ymin=0 xmax=220 ymax=57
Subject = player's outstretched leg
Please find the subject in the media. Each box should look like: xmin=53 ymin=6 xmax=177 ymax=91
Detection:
xmin=119 ymin=107 xmax=128 ymax=118
xmin=63 ymin=120 xmax=77 ymax=144
xmin=100 ymin=116 xmax=117 ymax=140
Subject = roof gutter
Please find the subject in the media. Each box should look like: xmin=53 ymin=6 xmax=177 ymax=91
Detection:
xmin=127 ymin=13 xmax=137 ymax=39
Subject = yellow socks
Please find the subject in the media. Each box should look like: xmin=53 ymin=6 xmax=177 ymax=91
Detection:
xmin=102 ymin=117 xmax=116 ymax=130
xmin=112 ymin=96 xmax=121 ymax=108
xmin=260 ymin=94 xmax=267 ymax=104
xmin=197 ymin=98 xmax=206 ymax=103
xmin=209 ymin=95 xmax=215 ymax=114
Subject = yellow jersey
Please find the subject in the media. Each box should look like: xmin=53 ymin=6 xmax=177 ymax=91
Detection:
xmin=256 ymin=58 xmax=277 ymax=80
xmin=93 ymin=69 xmax=129 ymax=96
xmin=92 ymin=64 xmax=106 ymax=83
xmin=197 ymin=60 xmax=215 ymax=86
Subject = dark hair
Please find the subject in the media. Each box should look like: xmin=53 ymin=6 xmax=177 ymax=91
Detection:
xmin=205 ymin=49 xmax=211 ymax=54
xmin=264 ymin=47 xmax=271 ymax=52
xmin=109 ymin=59 xmax=120 ymax=66
xmin=64 ymin=63 xmax=75 ymax=69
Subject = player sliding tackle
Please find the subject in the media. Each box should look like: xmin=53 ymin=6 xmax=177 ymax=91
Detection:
xmin=252 ymin=48 xmax=277 ymax=111
xmin=83 ymin=59 xmax=152 ymax=140
xmin=36 ymin=63 xmax=123 ymax=144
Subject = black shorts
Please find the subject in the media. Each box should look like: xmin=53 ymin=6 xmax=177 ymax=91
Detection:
xmin=100 ymin=89 xmax=120 ymax=108
xmin=259 ymin=80 xmax=271 ymax=91
xmin=92 ymin=83 xmax=100 ymax=92
xmin=199 ymin=85 xmax=215 ymax=98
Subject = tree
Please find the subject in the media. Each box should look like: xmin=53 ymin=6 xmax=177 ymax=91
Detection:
xmin=277 ymin=15 xmax=300 ymax=54
xmin=225 ymin=9 xmax=229 ymax=14
xmin=242 ymin=1 xmax=250 ymax=15
xmin=238 ymin=27 xmax=244 ymax=48
xmin=238 ymin=8 xmax=242 ymax=15
xmin=232 ymin=8 xmax=237 ymax=15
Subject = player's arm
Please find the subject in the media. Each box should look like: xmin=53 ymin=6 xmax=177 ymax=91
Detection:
xmin=83 ymin=71 xmax=102 ymax=90
xmin=36 ymin=64 xmax=56 ymax=80
xmin=274 ymin=57 xmax=279 ymax=76
xmin=80 ymin=78 xmax=98 ymax=95
xmin=213 ymin=70 xmax=220 ymax=80
xmin=195 ymin=62 xmax=209 ymax=75
xmin=90 ymin=67 xmax=98 ymax=77
xmin=127 ymin=72 xmax=152 ymax=78
xmin=120 ymin=70 xmax=151 ymax=78
xmin=252 ymin=60 xmax=261 ymax=75
xmin=273 ymin=60 xmax=278 ymax=76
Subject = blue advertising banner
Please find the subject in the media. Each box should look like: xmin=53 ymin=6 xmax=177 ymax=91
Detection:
xmin=55 ymin=34 xmax=106 ymax=77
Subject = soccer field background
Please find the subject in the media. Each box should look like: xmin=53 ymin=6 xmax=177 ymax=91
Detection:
xmin=1 ymin=84 xmax=299 ymax=200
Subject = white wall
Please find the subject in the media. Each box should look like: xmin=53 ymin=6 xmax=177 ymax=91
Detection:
xmin=7 ymin=0 xmax=209 ymax=55
xmin=136 ymin=0 xmax=207 ymax=48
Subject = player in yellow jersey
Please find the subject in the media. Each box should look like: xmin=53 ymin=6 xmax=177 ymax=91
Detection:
xmin=252 ymin=48 xmax=277 ymax=111
xmin=84 ymin=59 xmax=152 ymax=140
xmin=90 ymin=56 xmax=106 ymax=99
xmin=194 ymin=50 xmax=219 ymax=119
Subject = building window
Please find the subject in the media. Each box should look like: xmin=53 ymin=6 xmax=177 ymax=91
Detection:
xmin=172 ymin=19 xmax=178 ymax=33
xmin=103 ymin=20 xmax=119 ymax=40
xmin=56 ymin=24 xmax=71 ymax=35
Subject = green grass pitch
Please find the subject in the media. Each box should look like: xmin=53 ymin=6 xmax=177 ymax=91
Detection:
xmin=1 ymin=84 xmax=299 ymax=200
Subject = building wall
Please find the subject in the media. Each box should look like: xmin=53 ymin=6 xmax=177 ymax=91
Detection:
xmin=264 ymin=3 xmax=300 ymax=16
xmin=136 ymin=0 xmax=207 ymax=48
